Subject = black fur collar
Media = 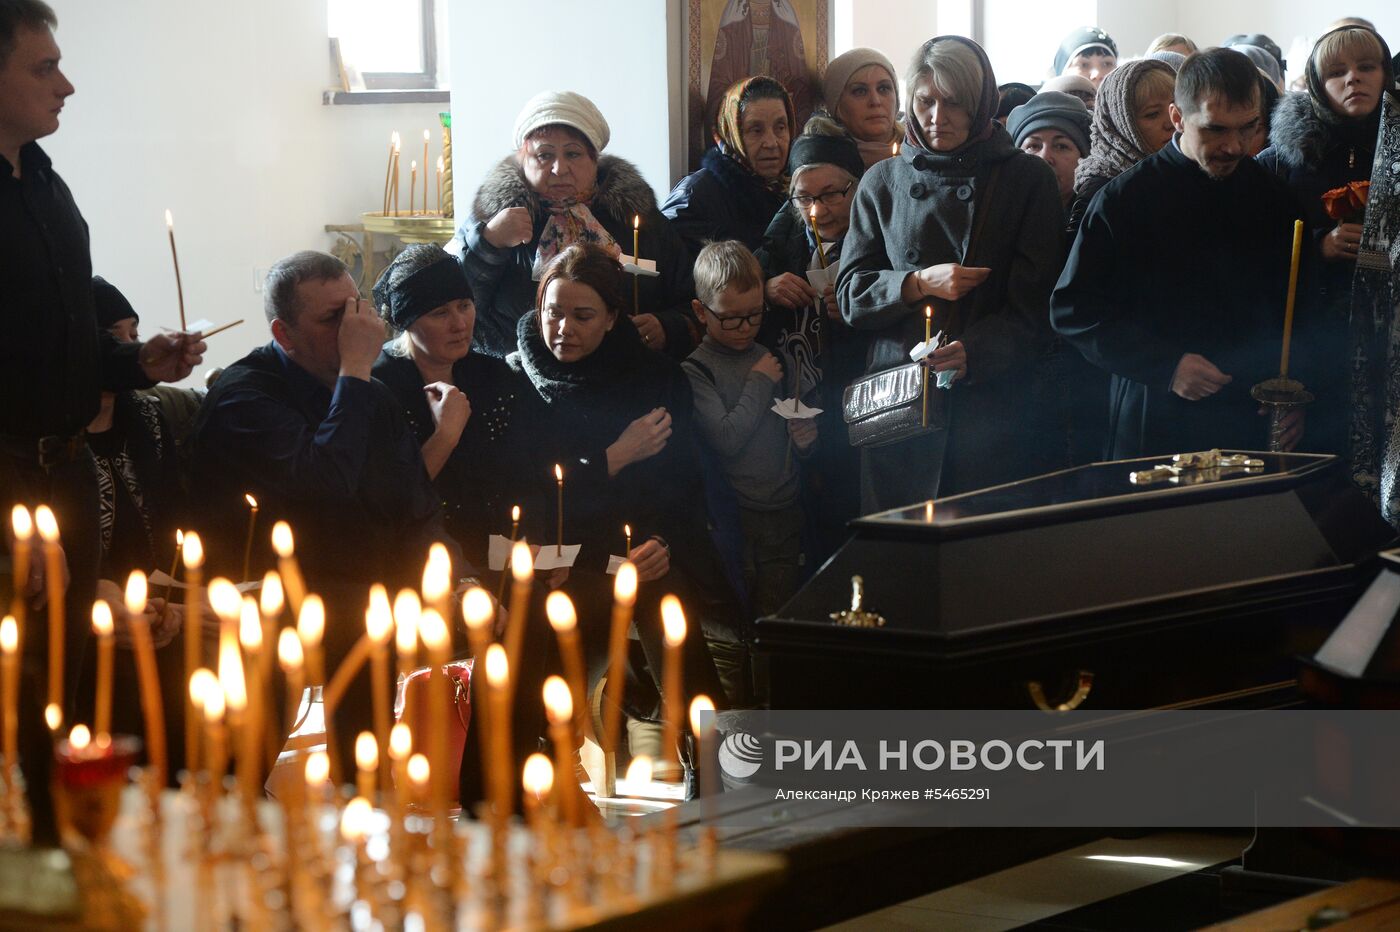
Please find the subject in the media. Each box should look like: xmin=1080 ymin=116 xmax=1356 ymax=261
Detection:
xmin=1268 ymin=90 xmax=1377 ymax=171
xmin=471 ymin=153 xmax=659 ymax=224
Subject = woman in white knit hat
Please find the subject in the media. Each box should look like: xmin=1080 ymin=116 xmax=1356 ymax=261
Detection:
xmin=819 ymin=47 xmax=904 ymax=168
xmin=458 ymin=90 xmax=700 ymax=359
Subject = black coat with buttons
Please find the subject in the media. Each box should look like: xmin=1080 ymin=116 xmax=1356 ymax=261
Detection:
xmin=371 ymin=348 xmax=534 ymax=572
xmin=838 ymin=125 xmax=1065 ymax=500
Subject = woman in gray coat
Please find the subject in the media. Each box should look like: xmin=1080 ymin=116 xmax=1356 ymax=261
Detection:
xmin=837 ymin=35 xmax=1065 ymax=509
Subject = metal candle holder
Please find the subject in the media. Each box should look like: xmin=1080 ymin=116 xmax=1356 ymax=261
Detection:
xmin=1251 ymin=377 xmax=1314 ymax=452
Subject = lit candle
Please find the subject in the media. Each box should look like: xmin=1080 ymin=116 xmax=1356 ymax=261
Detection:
xmin=522 ymin=751 xmax=553 ymax=826
xmin=660 ymin=595 xmax=687 ymax=772
xmin=182 ymin=531 xmax=204 ymax=775
xmin=808 ymin=203 xmax=827 ymax=269
xmin=354 ymin=731 xmax=378 ymax=803
xmin=392 ymin=135 xmax=401 ymax=216
xmin=393 ymin=589 xmax=420 ymax=680
xmin=125 ymin=571 xmax=167 ymax=784
xmin=462 ymin=586 xmax=495 ymax=753
xmin=921 ymin=305 xmax=933 ymax=428
xmin=422 ymin=130 xmax=430 ymax=214
xmin=409 ymin=161 xmax=418 ymax=218
xmin=1 ymin=616 xmax=18 ymax=769
xmin=240 ymin=494 xmax=259 ymax=582
xmin=436 ymin=155 xmax=444 ymax=214
xmin=276 ymin=628 xmax=303 ymax=739
xmin=9 ymin=506 xmax=31 ymax=626
xmin=382 ymin=131 xmax=397 ymax=215
xmin=483 ymin=644 xmax=512 ymax=821
xmin=204 ymin=685 xmax=227 ymax=784
xmin=422 ymin=542 xmax=453 ymax=626
xmin=689 ymin=694 xmax=719 ymax=868
xmin=238 ymin=596 xmax=264 ymax=800
xmin=892 ymin=140 xmax=900 ymax=158
xmin=34 ymin=505 xmax=62 ymax=725
xmin=554 ymin=464 xmax=564 ymax=557
xmin=503 ymin=542 xmax=532 ymax=699
xmin=340 ymin=796 xmax=373 ymax=890
xmin=542 ymin=676 xmax=578 ymax=826
xmin=546 ymin=592 xmax=587 ymax=735
xmin=1279 ymin=218 xmax=1304 ymax=379
xmin=218 ymin=606 xmax=248 ymax=801
xmin=388 ymin=722 xmax=412 ymax=812
xmin=304 ymin=750 xmax=330 ymax=811
xmin=163 ymin=528 xmax=183 ymax=604
xmin=418 ymin=608 xmax=452 ymax=822
xmin=603 ymin=563 xmax=637 ymax=760
xmin=164 ymin=209 xmax=187 ymax=331
xmin=271 ymin=522 xmax=306 ymax=615
xmin=297 ymin=595 xmax=326 ymax=687
xmin=624 ymin=523 xmax=632 ymax=558
xmin=496 ymin=504 xmax=521 ymax=603
xmin=258 ymin=571 xmax=282 ymax=766
xmin=407 ymin=753 xmax=430 ymax=808
xmin=68 ymin=723 xmax=91 ymax=755
xmin=633 ymin=214 xmax=641 ymax=316
xmin=188 ymin=667 xmax=217 ymax=778
xmin=366 ymin=585 xmax=393 ymax=785
xmin=44 ymin=703 xmax=62 ymax=734
xmin=91 ymin=601 xmax=114 ymax=741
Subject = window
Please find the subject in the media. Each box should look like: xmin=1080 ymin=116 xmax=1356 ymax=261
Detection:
xmin=329 ymin=0 xmax=439 ymax=90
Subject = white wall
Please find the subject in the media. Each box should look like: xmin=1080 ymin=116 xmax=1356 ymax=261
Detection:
xmin=44 ymin=1 xmax=446 ymax=379
xmin=448 ymin=1 xmax=675 ymax=222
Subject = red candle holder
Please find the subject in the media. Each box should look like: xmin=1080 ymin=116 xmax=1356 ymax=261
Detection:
xmin=53 ymin=734 xmax=141 ymax=849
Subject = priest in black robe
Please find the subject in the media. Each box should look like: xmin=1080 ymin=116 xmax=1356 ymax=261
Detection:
xmin=1051 ymin=48 xmax=1306 ymax=459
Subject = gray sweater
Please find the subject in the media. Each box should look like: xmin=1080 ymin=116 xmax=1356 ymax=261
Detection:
xmin=682 ymin=336 xmax=799 ymax=510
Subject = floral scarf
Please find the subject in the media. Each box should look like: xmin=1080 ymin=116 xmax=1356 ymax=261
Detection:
xmin=532 ymin=191 xmax=620 ymax=278
xmin=713 ymin=75 xmax=795 ymax=193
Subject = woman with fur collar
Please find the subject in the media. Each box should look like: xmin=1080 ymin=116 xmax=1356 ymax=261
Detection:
xmin=1258 ymin=25 xmax=1394 ymax=456
xmin=458 ymin=91 xmax=699 ymax=360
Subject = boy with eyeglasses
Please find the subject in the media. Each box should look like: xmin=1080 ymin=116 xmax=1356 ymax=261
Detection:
xmin=683 ymin=240 xmax=815 ymax=618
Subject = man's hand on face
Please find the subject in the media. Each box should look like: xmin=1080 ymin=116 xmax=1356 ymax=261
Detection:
xmin=337 ymin=297 xmax=385 ymax=381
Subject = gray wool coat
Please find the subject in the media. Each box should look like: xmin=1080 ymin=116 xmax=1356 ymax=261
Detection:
xmin=837 ymin=125 xmax=1065 ymax=505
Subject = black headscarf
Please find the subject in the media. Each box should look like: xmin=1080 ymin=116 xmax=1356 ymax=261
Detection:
xmin=92 ymin=276 xmax=138 ymax=329
xmin=1306 ymin=25 xmax=1395 ymax=149
xmin=371 ymin=244 xmax=473 ymax=332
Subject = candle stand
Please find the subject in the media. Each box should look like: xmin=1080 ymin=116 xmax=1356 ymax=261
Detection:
xmin=1251 ymin=377 xmax=1314 ymax=453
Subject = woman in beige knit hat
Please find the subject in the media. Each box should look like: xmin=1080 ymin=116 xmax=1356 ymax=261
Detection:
xmin=820 ymin=47 xmax=904 ymax=168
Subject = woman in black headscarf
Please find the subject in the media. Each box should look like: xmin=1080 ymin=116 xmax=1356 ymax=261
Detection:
xmin=838 ymin=35 xmax=1064 ymax=509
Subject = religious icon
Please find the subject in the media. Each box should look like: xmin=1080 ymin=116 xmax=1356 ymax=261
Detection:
xmin=687 ymin=0 xmax=830 ymax=169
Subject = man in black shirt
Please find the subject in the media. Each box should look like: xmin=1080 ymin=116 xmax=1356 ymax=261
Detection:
xmin=1 ymin=1 xmax=204 ymax=823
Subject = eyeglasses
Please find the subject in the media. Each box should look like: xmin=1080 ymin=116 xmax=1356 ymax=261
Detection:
xmin=700 ymin=303 xmax=767 ymax=330
xmin=789 ymin=182 xmax=854 ymax=210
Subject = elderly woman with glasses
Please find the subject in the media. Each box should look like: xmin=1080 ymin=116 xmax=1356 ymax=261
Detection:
xmin=838 ymin=35 xmax=1064 ymax=509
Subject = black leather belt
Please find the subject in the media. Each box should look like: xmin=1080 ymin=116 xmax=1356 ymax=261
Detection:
xmin=0 ymin=432 xmax=88 ymax=470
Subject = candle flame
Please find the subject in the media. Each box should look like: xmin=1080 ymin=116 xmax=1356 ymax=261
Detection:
xmin=0 ymin=616 xmax=16 ymax=654
xmin=277 ymin=628 xmax=303 ymax=671
xmin=545 ymin=591 xmax=576 ymax=632
xmin=389 ymin=722 xmax=412 ymax=761
xmin=340 ymin=796 xmax=373 ymax=842
xmin=189 ymin=667 xmax=217 ymax=707
xmin=614 ymin=562 xmax=638 ymax=603
xmin=422 ymin=542 xmax=452 ymax=602
xmin=811 ymin=202 xmax=819 ymax=219
xmin=437 ymin=155 xmax=444 ymax=172
xmin=219 ymin=630 xmax=247 ymax=712
xmin=462 ymin=587 xmax=493 ymax=631
xmin=423 ymin=129 xmax=430 ymax=142
xmin=661 ymin=595 xmax=687 ymax=646
xmin=183 ymin=530 xmax=204 ymax=569
xmin=366 ymin=584 xmax=392 ymax=643
xmin=34 ymin=505 xmax=58 ymax=543
xmin=164 ymin=209 xmax=173 ymax=229
xmin=260 ymin=571 xmax=284 ymax=617
xmin=10 ymin=505 xmax=32 ymax=540
xmin=689 ymin=694 xmax=715 ymax=735
xmin=44 ymin=703 xmax=62 ymax=732
xmin=393 ymin=135 xmax=401 ymax=153
xmin=69 ymin=724 xmax=91 ymax=751
xmin=523 ymin=752 xmax=554 ymax=796
xmin=202 ymin=685 xmax=224 ymax=722
xmin=393 ymin=589 xmax=420 ymax=654
xmin=625 ymin=754 xmax=653 ymax=785
xmin=305 ymin=750 xmax=330 ymax=785
xmin=297 ymin=595 xmax=325 ymax=647
xmin=91 ymin=601 xmax=114 ymax=637
xmin=484 ymin=643 xmax=508 ymax=687
xmin=633 ymin=213 xmax=640 ymax=230
xmin=511 ymin=504 xmax=520 ymax=522
xmin=207 ymin=578 xmax=241 ymax=621
xmin=270 ymin=521 xmax=294 ymax=557
xmin=554 ymin=463 xmax=563 ymax=483
xmin=244 ymin=493 xmax=258 ymax=510
xmin=543 ymin=675 xmax=572 ymax=723
xmin=511 ymin=541 xmax=533 ymax=582
xmin=418 ymin=608 xmax=448 ymax=651
xmin=124 ymin=570 xmax=148 ymax=617
xmin=407 ymin=753 xmax=430 ymax=787
xmin=892 ymin=141 xmax=899 ymax=156
xmin=355 ymin=731 xmax=379 ymax=771
xmin=410 ymin=159 xmax=417 ymax=171
xmin=925 ymin=305 xmax=932 ymax=320
xmin=176 ymin=528 xmax=184 ymax=547
xmin=239 ymin=597 xmax=262 ymax=650
xmin=624 ymin=523 xmax=631 ymax=538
